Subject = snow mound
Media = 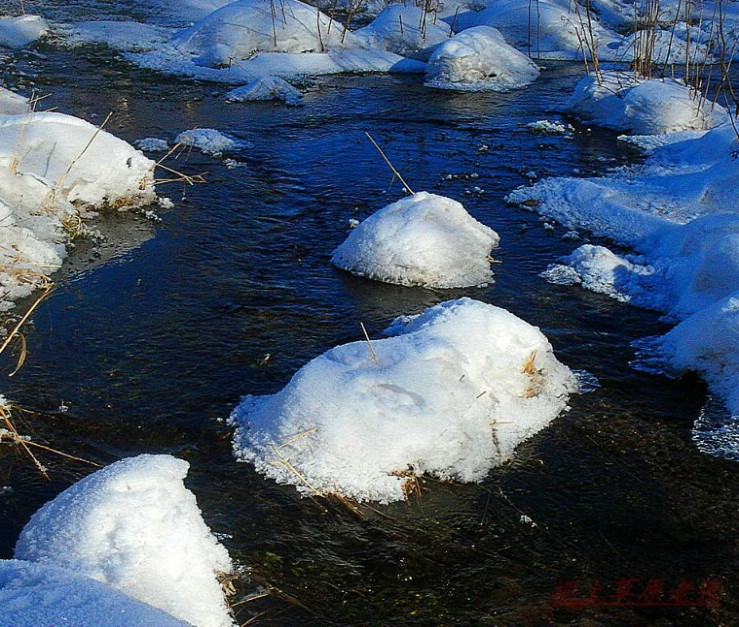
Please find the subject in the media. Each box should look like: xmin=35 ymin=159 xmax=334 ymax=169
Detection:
xmin=425 ymin=26 xmax=539 ymax=92
xmin=542 ymin=244 xmax=656 ymax=304
xmin=172 ymin=0 xmax=357 ymax=67
xmin=175 ymin=128 xmax=249 ymax=156
xmin=0 ymin=111 xmax=156 ymax=310
xmin=0 ymin=87 xmax=30 ymax=115
xmin=565 ymin=71 xmax=727 ymax=134
xmin=230 ymin=297 xmax=578 ymax=503
xmin=331 ymin=191 xmax=499 ymax=288
xmin=15 ymin=455 xmax=234 ymax=627
xmin=226 ymin=76 xmax=302 ymax=105
xmin=0 ymin=15 xmax=48 ymax=48
xmin=354 ymin=5 xmax=452 ymax=60
xmin=462 ymin=0 xmax=619 ymax=60
xmin=0 ymin=559 xmax=189 ymax=627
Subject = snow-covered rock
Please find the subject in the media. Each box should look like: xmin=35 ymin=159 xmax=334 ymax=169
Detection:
xmin=565 ymin=71 xmax=727 ymax=134
xmin=354 ymin=5 xmax=452 ymax=60
xmin=0 ymin=14 xmax=48 ymax=48
xmin=0 ymin=560 xmax=189 ymax=627
xmin=172 ymin=0 xmax=357 ymax=67
xmin=226 ymin=76 xmax=302 ymax=105
xmin=15 ymin=455 xmax=234 ymax=627
xmin=331 ymin=191 xmax=499 ymax=288
xmin=230 ymin=297 xmax=578 ymax=503
xmin=425 ymin=26 xmax=539 ymax=91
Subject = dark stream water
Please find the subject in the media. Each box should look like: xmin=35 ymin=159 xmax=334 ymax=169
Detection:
xmin=0 ymin=12 xmax=737 ymax=626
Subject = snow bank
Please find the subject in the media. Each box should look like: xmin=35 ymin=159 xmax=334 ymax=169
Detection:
xmin=226 ymin=76 xmax=302 ymax=105
xmin=565 ymin=71 xmax=727 ymax=134
xmin=331 ymin=191 xmax=499 ymax=288
xmin=0 ymin=110 xmax=156 ymax=310
xmin=460 ymin=0 xmax=620 ymax=60
xmin=510 ymin=116 xmax=739 ymax=428
xmin=230 ymin=297 xmax=577 ymax=503
xmin=15 ymin=455 xmax=234 ymax=627
xmin=354 ymin=5 xmax=452 ymax=60
xmin=0 ymin=15 xmax=48 ymax=48
xmin=425 ymin=26 xmax=539 ymax=92
xmin=172 ymin=0 xmax=357 ymax=67
xmin=0 ymin=559 xmax=189 ymax=627
xmin=661 ymin=295 xmax=739 ymax=416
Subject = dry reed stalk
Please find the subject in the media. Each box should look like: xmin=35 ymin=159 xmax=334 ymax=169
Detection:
xmin=0 ymin=284 xmax=52 ymax=358
xmin=365 ymin=132 xmax=415 ymax=194
xmin=359 ymin=321 xmax=379 ymax=365
xmin=1 ymin=404 xmax=48 ymax=477
xmin=274 ymin=427 xmax=318 ymax=449
xmin=268 ymin=442 xmax=324 ymax=496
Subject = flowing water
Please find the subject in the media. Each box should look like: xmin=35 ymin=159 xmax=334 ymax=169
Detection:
xmin=0 ymin=14 xmax=738 ymax=626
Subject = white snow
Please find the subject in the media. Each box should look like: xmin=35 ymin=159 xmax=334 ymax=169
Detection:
xmin=226 ymin=76 xmax=302 ymax=105
xmin=565 ymin=71 xmax=727 ymax=135
xmin=171 ymin=0 xmax=358 ymax=67
xmin=354 ymin=5 xmax=452 ymax=61
xmin=0 ymin=87 xmax=30 ymax=115
xmin=0 ymin=559 xmax=189 ymax=627
xmin=458 ymin=0 xmax=620 ymax=61
xmin=230 ymin=297 xmax=578 ymax=503
xmin=331 ymin=191 xmax=499 ymax=288
xmin=0 ymin=110 xmax=156 ymax=310
xmin=15 ymin=454 xmax=235 ymax=627
xmin=425 ymin=26 xmax=539 ymax=91
xmin=0 ymin=15 xmax=48 ymax=48
xmin=175 ymin=128 xmax=248 ymax=156
xmin=509 ymin=112 xmax=739 ymax=425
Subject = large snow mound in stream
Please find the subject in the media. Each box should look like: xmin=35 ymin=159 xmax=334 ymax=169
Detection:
xmin=425 ymin=26 xmax=539 ymax=92
xmin=0 ymin=560 xmax=189 ymax=627
xmin=230 ymin=298 xmax=578 ymax=503
xmin=15 ymin=455 xmax=234 ymax=627
xmin=331 ymin=192 xmax=500 ymax=288
xmin=0 ymin=15 xmax=48 ymax=48
xmin=565 ymin=71 xmax=727 ymax=134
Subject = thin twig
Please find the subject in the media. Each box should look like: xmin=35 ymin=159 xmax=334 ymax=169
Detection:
xmin=359 ymin=321 xmax=379 ymax=365
xmin=365 ymin=132 xmax=414 ymax=194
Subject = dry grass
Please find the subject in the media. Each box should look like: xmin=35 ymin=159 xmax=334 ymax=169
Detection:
xmin=521 ymin=350 xmax=543 ymax=398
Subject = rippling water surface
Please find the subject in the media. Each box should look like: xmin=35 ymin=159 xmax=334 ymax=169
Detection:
xmin=1 ymin=10 xmax=737 ymax=625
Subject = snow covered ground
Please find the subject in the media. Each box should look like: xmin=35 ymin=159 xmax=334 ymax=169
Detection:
xmin=231 ymin=298 xmax=578 ymax=503
xmin=14 ymin=455 xmax=235 ymax=627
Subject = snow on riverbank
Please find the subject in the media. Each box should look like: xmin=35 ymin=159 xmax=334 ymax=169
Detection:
xmin=508 ymin=119 xmax=739 ymax=426
xmin=0 ymin=107 xmax=157 ymax=311
xmin=15 ymin=455 xmax=235 ymax=627
xmin=331 ymin=192 xmax=499 ymax=288
xmin=230 ymin=298 xmax=578 ymax=503
xmin=565 ymin=71 xmax=727 ymax=135
xmin=0 ymin=14 xmax=48 ymax=48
